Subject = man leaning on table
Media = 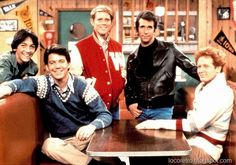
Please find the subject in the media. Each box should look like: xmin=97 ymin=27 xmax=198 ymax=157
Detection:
xmin=136 ymin=46 xmax=234 ymax=164
xmin=0 ymin=44 xmax=113 ymax=165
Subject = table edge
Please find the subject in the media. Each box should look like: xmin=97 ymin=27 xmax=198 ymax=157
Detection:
xmin=86 ymin=149 xmax=192 ymax=157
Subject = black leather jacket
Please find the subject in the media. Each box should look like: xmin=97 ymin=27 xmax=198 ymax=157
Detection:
xmin=125 ymin=39 xmax=199 ymax=108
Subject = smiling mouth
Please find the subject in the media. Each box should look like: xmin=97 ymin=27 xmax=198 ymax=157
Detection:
xmin=22 ymin=53 xmax=31 ymax=58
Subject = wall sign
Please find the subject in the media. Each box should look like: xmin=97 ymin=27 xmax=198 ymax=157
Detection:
xmin=0 ymin=19 xmax=18 ymax=31
xmin=217 ymin=7 xmax=231 ymax=20
xmin=214 ymin=30 xmax=236 ymax=56
xmin=0 ymin=0 xmax=26 ymax=15
xmin=16 ymin=5 xmax=33 ymax=31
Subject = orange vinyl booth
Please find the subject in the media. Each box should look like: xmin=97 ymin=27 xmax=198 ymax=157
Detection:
xmin=0 ymin=88 xmax=235 ymax=165
xmin=0 ymin=93 xmax=62 ymax=165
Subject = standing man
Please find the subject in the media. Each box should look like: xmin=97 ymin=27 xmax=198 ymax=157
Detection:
xmin=0 ymin=44 xmax=112 ymax=165
xmin=0 ymin=28 xmax=39 ymax=84
xmin=125 ymin=10 xmax=199 ymax=120
xmin=70 ymin=5 xmax=126 ymax=120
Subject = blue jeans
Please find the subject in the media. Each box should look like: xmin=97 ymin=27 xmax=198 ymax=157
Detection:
xmin=111 ymin=104 xmax=120 ymax=120
xmin=138 ymin=106 xmax=173 ymax=121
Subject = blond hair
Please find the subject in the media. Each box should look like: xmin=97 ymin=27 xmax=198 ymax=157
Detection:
xmin=90 ymin=5 xmax=113 ymax=21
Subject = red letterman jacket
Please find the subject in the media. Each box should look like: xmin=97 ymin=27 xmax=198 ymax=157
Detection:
xmin=76 ymin=34 xmax=125 ymax=110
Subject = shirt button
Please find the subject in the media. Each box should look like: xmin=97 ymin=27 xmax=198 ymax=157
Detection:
xmin=108 ymin=94 xmax=112 ymax=97
xmin=105 ymin=70 xmax=108 ymax=73
xmin=107 ymin=81 xmax=111 ymax=85
xmin=107 ymin=102 xmax=110 ymax=105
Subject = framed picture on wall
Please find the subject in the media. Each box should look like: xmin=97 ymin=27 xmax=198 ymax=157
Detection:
xmin=217 ymin=7 xmax=230 ymax=20
xmin=0 ymin=19 xmax=18 ymax=32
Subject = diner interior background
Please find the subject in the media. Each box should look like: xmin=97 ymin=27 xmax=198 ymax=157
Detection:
xmin=0 ymin=0 xmax=236 ymax=118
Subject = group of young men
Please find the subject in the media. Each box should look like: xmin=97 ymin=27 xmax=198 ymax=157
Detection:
xmin=0 ymin=4 xmax=234 ymax=165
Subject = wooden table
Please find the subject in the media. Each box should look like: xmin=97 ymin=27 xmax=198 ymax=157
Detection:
xmin=86 ymin=120 xmax=191 ymax=157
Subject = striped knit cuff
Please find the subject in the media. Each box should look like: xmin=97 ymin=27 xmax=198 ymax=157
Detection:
xmin=176 ymin=119 xmax=183 ymax=131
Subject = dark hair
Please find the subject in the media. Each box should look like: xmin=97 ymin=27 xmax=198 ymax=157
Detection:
xmin=43 ymin=44 xmax=71 ymax=65
xmin=135 ymin=10 xmax=157 ymax=32
xmin=11 ymin=29 xmax=39 ymax=51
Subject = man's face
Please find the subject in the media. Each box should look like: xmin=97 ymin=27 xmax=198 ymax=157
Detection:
xmin=15 ymin=37 xmax=36 ymax=64
xmin=197 ymin=56 xmax=220 ymax=84
xmin=91 ymin=11 xmax=112 ymax=38
xmin=137 ymin=18 xmax=155 ymax=46
xmin=46 ymin=53 xmax=70 ymax=81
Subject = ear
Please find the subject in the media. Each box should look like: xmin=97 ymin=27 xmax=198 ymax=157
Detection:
xmin=90 ymin=18 xmax=94 ymax=26
xmin=216 ymin=66 xmax=222 ymax=73
xmin=155 ymin=28 xmax=160 ymax=37
xmin=45 ymin=65 xmax=49 ymax=72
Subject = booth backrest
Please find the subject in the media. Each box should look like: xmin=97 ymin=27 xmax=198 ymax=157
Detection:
xmin=221 ymin=94 xmax=236 ymax=165
xmin=0 ymin=93 xmax=45 ymax=165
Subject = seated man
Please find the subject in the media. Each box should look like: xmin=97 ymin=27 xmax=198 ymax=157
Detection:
xmin=0 ymin=44 xmax=112 ymax=165
xmin=136 ymin=46 xmax=234 ymax=164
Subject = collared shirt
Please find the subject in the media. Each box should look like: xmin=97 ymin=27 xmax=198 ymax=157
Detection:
xmin=49 ymin=74 xmax=75 ymax=102
xmin=93 ymin=31 xmax=110 ymax=63
xmin=49 ymin=73 xmax=75 ymax=94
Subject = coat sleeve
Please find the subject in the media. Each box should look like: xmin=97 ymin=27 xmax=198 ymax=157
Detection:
xmin=124 ymin=54 xmax=138 ymax=108
xmin=172 ymin=43 xmax=200 ymax=81
xmin=0 ymin=57 xmax=14 ymax=84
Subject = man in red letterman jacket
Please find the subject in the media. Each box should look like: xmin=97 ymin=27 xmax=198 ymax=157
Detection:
xmin=70 ymin=5 xmax=126 ymax=120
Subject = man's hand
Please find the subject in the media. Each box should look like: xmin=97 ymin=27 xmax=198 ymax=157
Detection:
xmin=128 ymin=103 xmax=142 ymax=118
xmin=76 ymin=124 xmax=96 ymax=141
xmin=227 ymin=80 xmax=236 ymax=90
xmin=136 ymin=120 xmax=161 ymax=130
xmin=0 ymin=85 xmax=12 ymax=99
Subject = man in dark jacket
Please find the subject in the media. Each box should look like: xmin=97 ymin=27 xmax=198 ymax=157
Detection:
xmin=125 ymin=10 xmax=199 ymax=121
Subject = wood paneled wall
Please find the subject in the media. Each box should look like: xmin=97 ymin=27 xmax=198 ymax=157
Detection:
xmin=210 ymin=0 xmax=236 ymax=81
xmin=0 ymin=0 xmax=39 ymax=65
xmin=39 ymin=0 xmax=122 ymax=42
xmin=38 ymin=0 xmax=123 ymax=73
xmin=0 ymin=0 xmax=235 ymax=79
xmin=39 ymin=0 xmax=236 ymax=80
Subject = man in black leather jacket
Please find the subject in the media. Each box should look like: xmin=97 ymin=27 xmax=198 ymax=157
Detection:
xmin=125 ymin=10 xmax=199 ymax=121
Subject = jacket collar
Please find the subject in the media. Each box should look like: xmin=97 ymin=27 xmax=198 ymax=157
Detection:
xmin=92 ymin=30 xmax=110 ymax=47
xmin=195 ymin=72 xmax=227 ymax=93
xmin=132 ymin=39 xmax=169 ymax=58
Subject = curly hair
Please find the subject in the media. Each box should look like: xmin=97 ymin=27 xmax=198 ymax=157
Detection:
xmin=195 ymin=46 xmax=226 ymax=70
